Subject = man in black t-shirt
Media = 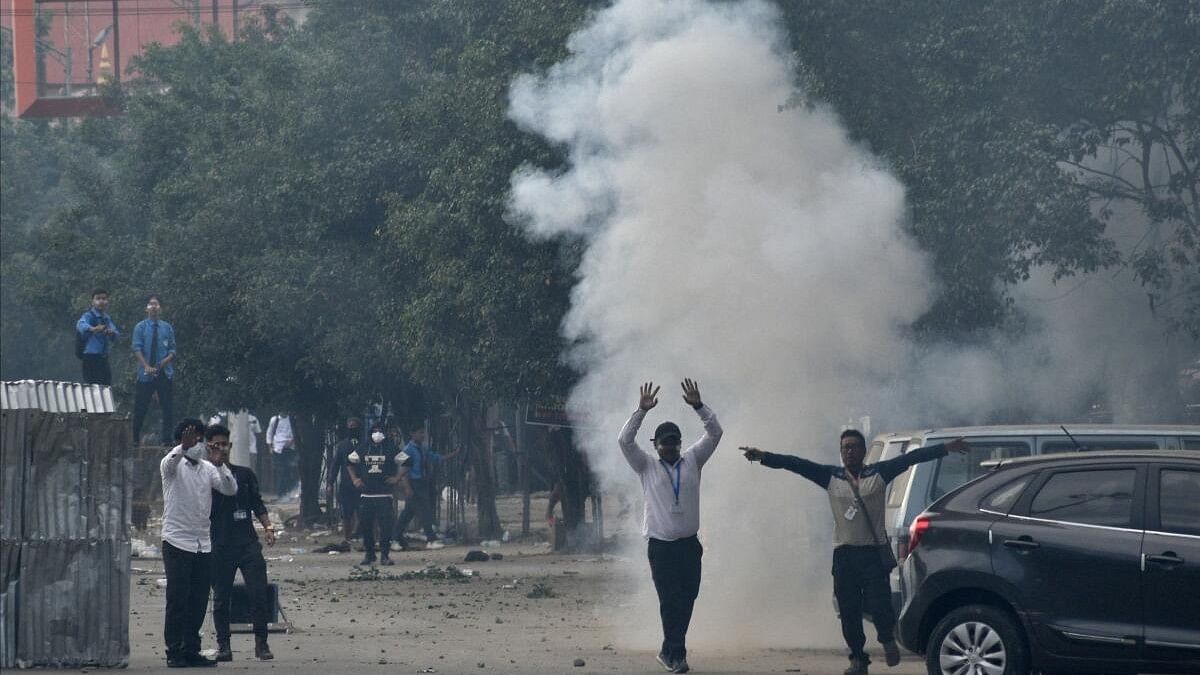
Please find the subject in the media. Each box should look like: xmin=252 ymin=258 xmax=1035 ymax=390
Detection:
xmin=207 ymin=424 xmax=277 ymax=662
xmin=347 ymin=424 xmax=402 ymax=566
xmin=327 ymin=417 xmax=363 ymax=546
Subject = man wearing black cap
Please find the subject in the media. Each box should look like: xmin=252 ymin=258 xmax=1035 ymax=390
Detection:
xmin=618 ymin=378 xmax=722 ymax=674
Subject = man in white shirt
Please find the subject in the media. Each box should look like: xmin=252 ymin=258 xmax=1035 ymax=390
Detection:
xmin=265 ymin=412 xmax=298 ymax=496
xmin=618 ymin=379 xmax=722 ymax=674
xmin=160 ymin=418 xmax=237 ymax=668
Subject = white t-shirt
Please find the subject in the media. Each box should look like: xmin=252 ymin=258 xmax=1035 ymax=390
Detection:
xmin=618 ymin=405 xmax=722 ymax=541
xmin=267 ymin=415 xmax=294 ymax=454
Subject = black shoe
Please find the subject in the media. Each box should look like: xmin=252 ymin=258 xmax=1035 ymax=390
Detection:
xmin=844 ymin=655 xmax=869 ymax=675
xmin=255 ymin=637 xmax=274 ymax=661
xmin=883 ymin=641 xmax=900 ymax=667
xmin=360 ymin=555 xmax=375 ymax=566
xmin=215 ymin=641 xmax=232 ymax=662
xmin=185 ymin=653 xmax=219 ymax=667
xmin=379 ymin=556 xmax=394 ymax=566
xmin=166 ymin=657 xmax=190 ymax=668
xmin=655 ymin=652 xmax=674 ymax=672
xmin=672 ymin=657 xmax=690 ymax=673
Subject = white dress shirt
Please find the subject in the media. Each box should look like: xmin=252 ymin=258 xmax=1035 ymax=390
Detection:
xmin=267 ymin=415 xmax=294 ymax=454
xmin=160 ymin=445 xmax=237 ymax=552
xmin=618 ymin=405 xmax=722 ymax=541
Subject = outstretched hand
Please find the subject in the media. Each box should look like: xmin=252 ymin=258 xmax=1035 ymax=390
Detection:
xmin=946 ymin=437 xmax=970 ymax=454
xmin=639 ymin=382 xmax=660 ymax=411
xmin=740 ymin=446 xmax=765 ymax=462
xmin=681 ymin=378 xmax=702 ymax=408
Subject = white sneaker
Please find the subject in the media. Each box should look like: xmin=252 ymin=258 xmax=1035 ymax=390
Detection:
xmin=427 ymin=541 xmax=445 ymax=550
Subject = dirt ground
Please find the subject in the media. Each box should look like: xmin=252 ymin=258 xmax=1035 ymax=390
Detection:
xmin=119 ymin=494 xmax=927 ymax=675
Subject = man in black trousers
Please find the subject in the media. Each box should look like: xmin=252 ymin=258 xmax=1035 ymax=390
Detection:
xmin=160 ymin=419 xmax=237 ymax=668
xmin=618 ymin=379 xmax=722 ymax=674
xmin=742 ymin=431 xmax=968 ymax=675
xmin=207 ymin=424 xmax=276 ymax=662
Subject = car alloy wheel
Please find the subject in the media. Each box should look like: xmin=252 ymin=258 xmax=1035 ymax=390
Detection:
xmin=938 ymin=621 xmax=1005 ymax=675
xmin=926 ymin=605 xmax=1027 ymax=675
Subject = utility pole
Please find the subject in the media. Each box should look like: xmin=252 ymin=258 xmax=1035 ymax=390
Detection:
xmin=111 ymin=0 xmax=120 ymax=84
xmin=212 ymin=0 xmax=219 ymax=26
xmin=232 ymin=0 xmax=239 ymax=40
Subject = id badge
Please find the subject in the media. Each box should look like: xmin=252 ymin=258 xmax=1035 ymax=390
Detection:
xmin=670 ymin=502 xmax=685 ymax=515
xmin=844 ymin=504 xmax=858 ymax=521
xmin=233 ymin=509 xmax=249 ymax=521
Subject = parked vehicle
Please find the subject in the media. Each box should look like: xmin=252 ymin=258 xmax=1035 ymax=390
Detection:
xmin=896 ymin=450 xmax=1200 ymax=675
xmin=869 ymin=425 xmax=1200 ymax=611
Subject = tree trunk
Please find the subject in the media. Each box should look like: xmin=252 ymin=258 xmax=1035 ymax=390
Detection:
xmin=466 ymin=399 xmax=502 ymax=540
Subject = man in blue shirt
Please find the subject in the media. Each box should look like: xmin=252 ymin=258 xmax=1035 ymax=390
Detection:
xmin=76 ymin=288 xmax=120 ymax=385
xmin=394 ymin=423 xmax=459 ymax=550
xmin=132 ymin=295 xmax=177 ymax=445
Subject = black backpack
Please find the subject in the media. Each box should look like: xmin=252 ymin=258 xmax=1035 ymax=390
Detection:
xmin=75 ymin=311 xmax=99 ymax=359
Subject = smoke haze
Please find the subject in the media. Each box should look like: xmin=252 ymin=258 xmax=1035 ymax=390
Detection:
xmin=508 ymin=0 xmax=1195 ymax=652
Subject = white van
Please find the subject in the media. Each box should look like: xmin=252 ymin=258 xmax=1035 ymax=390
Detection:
xmin=871 ymin=424 xmax=1200 ymax=611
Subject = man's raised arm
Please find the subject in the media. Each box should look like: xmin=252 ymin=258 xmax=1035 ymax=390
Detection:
xmin=618 ymin=382 xmax=660 ymax=473
xmin=681 ymin=379 xmax=722 ymax=467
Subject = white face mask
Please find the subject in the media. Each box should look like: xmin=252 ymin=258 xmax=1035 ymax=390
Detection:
xmin=371 ymin=431 xmax=386 ymax=444
xmin=184 ymin=442 xmax=206 ymax=462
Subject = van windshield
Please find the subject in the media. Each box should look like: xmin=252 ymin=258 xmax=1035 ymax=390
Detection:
xmin=929 ymin=441 xmax=1032 ymax=502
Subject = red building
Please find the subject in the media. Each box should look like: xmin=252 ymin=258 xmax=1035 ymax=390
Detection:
xmin=3 ymin=0 xmax=282 ymax=117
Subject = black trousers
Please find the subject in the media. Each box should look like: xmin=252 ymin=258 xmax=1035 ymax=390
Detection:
xmin=358 ymin=496 xmax=394 ymax=559
xmin=132 ymin=376 xmax=174 ymax=445
xmin=832 ymin=545 xmax=895 ymax=660
xmin=211 ymin=540 xmax=271 ymax=640
xmin=273 ymin=450 xmax=297 ymax=495
xmin=648 ymin=535 xmax=703 ymax=662
xmin=81 ymin=354 xmax=112 ymax=385
xmin=162 ymin=541 xmax=212 ymax=660
xmin=395 ymin=479 xmax=437 ymax=540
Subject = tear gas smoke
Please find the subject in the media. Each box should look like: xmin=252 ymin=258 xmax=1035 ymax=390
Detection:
xmin=507 ymin=0 xmax=1193 ymax=651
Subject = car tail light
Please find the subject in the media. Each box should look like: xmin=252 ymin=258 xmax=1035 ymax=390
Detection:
xmin=909 ymin=514 xmax=932 ymax=553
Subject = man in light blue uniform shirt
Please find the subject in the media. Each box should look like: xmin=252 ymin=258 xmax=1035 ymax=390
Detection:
xmin=132 ymin=294 xmax=177 ymax=445
xmin=76 ymin=288 xmax=120 ymax=385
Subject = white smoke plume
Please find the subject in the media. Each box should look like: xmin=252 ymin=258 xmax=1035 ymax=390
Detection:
xmin=507 ymin=0 xmax=1194 ymax=653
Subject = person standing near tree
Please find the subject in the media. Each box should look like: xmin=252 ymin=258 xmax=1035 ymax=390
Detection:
xmin=618 ymin=379 xmax=722 ymax=674
xmin=160 ymin=418 xmax=237 ymax=668
xmin=394 ymin=424 xmax=459 ymax=550
xmin=347 ymin=424 xmax=402 ymax=566
xmin=76 ymin=288 xmax=120 ymax=385
xmin=265 ymin=412 xmax=299 ymax=496
xmin=132 ymin=295 xmax=177 ymax=445
xmin=741 ymin=431 xmax=969 ymax=675
xmin=206 ymin=424 xmax=276 ymax=662
xmin=327 ymin=417 xmax=363 ymax=547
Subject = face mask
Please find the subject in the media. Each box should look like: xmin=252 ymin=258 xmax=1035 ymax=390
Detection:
xmin=185 ymin=442 xmax=206 ymax=462
xmin=371 ymin=432 xmax=385 ymax=444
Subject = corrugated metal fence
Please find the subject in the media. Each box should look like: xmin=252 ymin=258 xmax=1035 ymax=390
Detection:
xmin=0 ymin=381 xmax=131 ymax=668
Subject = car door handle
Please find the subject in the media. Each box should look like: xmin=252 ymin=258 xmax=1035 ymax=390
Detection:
xmin=1003 ymin=537 xmax=1040 ymax=550
xmin=1146 ymin=553 xmax=1184 ymax=565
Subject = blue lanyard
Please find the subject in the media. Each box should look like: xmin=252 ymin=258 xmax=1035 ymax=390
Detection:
xmin=659 ymin=459 xmax=682 ymax=504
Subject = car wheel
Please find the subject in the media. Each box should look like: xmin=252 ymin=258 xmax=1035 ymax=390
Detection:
xmin=925 ymin=604 xmax=1029 ymax=675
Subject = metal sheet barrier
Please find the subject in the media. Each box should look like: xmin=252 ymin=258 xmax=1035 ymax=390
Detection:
xmin=0 ymin=389 xmax=131 ymax=668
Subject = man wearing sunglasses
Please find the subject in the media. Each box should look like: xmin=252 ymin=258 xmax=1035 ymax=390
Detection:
xmin=618 ymin=378 xmax=722 ymax=674
xmin=206 ymin=424 xmax=277 ymax=662
xmin=741 ymin=431 xmax=968 ymax=675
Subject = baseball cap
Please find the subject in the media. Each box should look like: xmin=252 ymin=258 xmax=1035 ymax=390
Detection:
xmin=652 ymin=421 xmax=682 ymax=442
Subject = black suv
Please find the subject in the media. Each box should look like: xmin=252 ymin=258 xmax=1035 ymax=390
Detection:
xmin=897 ymin=451 xmax=1200 ymax=675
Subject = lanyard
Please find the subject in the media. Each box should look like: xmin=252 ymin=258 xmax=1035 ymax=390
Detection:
xmin=659 ymin=459 xmax=682 ymax=505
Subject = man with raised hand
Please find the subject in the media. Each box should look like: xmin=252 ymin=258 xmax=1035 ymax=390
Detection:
xmin=160 ymin=419 xmax=237 ymax=668
xmin=618 ymin=378 xmax=722 ymax=674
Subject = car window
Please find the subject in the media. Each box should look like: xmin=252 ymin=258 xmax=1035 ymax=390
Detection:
xmin=1028 ymin=468 xmax=1137 ymax=528
xmin=1183 ymin=438 xmax=1200 ymax=451
xmin=1159 ymin=469 xmax=1200 ymax=536
xmin=868 ymin=441 xmax=886 ymax=463
xmin=1041 ymin=438 xmax=1162 ymax=453
xmin=885 ymin=441 xmax=911 ymax=509
xmin=929 ymin=442 xmax=1031 ymax=501
xmin=980 ymin=475 xmax=1034 ymax=514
